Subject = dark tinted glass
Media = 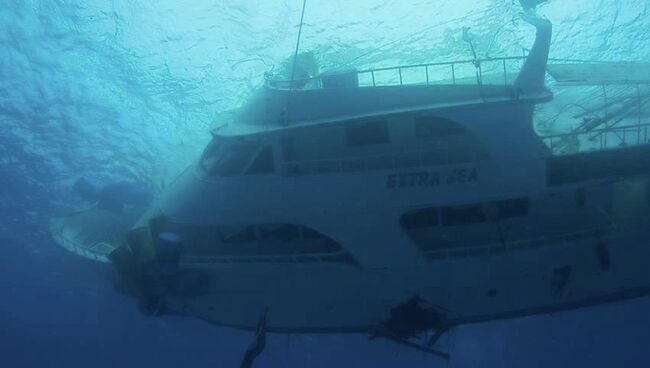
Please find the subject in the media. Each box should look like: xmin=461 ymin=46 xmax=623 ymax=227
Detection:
xmin=247 ymin=146 xmax=275 ymax=174
xmin=220 ymin=226 xmax=256 ymax=244
xmin=345 ymin=120 xmax=390 ymax=146
xmin=415 ymin=117 xmax=466 ymax=139
xmin=258 ymin=224 xmax=299 ymax=242
xmin=442 ymin=205 xmax=486 ymax=226
xmin=400 ymin=208 xmax=439 ymax=229
xmin=302 ymin=226 xmax=327 ymax=240
xmin=497 ymin=198 xmax=530 ymax=218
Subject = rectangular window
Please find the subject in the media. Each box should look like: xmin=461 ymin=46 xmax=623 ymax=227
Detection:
xmin=220 ymin=226 xmax=256 ymax=244
xmin=258 ymin=224 xmax=299 ymax=242
xmin=497 ymin=198 xmax=530 ymax=219
xmin=400 ymin=208 xmax=439 ymax=229
xmin=415 ymin=117 xmax=466 ymax=139
xmin=280 ymin=126 xmax=344 ymax=163
xmin=345 ymin=120 xmax=390 ymax=147
xmin=246 ymin=146 xmax=275 ymax=175
xmin=442 ymin=204 xmax=486 ymax=226
xmin=301 ymin=226 xmax=327 ymax=240
xmin=212 ymin=142 xmax=257 ymax=177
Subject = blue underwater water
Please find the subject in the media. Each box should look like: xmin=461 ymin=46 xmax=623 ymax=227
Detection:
xmin=2 ymin=0 xmax=650 ymax=367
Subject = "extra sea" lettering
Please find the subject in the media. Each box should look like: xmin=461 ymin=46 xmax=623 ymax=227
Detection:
xmin=386 ymin=168 xmax=478 ymax=189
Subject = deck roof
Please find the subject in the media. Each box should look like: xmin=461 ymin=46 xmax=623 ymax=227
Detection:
xmin=547 ymin=63 xmax=650 ymax=86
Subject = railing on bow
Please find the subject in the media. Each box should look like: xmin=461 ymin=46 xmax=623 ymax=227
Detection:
xmin=266 ymin=56 xmax=529 ymax=90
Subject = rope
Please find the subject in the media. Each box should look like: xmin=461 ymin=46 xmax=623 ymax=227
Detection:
xmin=290 ymin=0 xmax=308 ymax=82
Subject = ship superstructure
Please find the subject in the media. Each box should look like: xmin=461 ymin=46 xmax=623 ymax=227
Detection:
xmin=51 ymin=9 xmax=650 ymax=359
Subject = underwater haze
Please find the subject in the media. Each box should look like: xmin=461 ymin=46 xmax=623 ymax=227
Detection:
xmin=2 ymin=0 xmax=650 ymax=367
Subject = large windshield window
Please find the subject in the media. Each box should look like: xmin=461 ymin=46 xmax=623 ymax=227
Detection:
xmin=198 ymin=136 xmax=258 ymax=177
xmin=246 ymin=145 xmax=275 ymax=175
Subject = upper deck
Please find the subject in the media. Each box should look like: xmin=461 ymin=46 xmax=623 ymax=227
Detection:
xmin=234 ymin=56 xmax=552 ymax=129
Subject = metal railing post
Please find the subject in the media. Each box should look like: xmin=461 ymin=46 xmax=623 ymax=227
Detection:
xmin=602 ymin=85 xmax=609 ymax=148
xmin=451 ymin=64 xmax=456 ymax=85
xmin=371 ymin=71 xmax=376 ymax=87
xmin=425 ymin=65 xmax=430 ymax=85
xmin=637 ymin=84 xmax=642 ymax=144
xmin=398 ymin=68 xmax=403 ymax=85
xmin=600 ymin=132 xmax=604 ymax=150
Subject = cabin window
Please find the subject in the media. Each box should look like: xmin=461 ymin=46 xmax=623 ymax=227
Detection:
xmin=199 ymin=137 xmax=258 ymax=177
xmin=198 ymin=137 xmax=224 ymax=174
xmin=497 ymin=198 xmax=530 ymax=219
xmin=345 ymin=120 xmax=390 ymax=147
xmin=400 ymin=208 xmax=439 ymax=229
xmin=415 ymin=117 xmax=466 ymax=139
xmin=220 ymin=225 xmax=257 ymax=244
xmin=246 ymin=146 xmax=275 ymax=175
xmin=258 ymin=224 xmax=299 ymax=242
xmin=299 ymin=226 xmax=342 ymax=253
xmin=155 ymin=221 xmax=358 ymax=265
xmin=215 ymin=143 xmax=257 ymax=177
xmin=281 ymin=126 xmax=344 ymax=162
xmin=442 ymin=204 xmax=486 ymax=226
xmin=302 ymin=226 xmax=327 ymax=240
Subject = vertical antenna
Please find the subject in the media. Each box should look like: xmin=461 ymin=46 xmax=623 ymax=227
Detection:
xmin=290 ymin=0 xmax=308 ymax=83
xmin=282 ymin=0 xmax=308 ymax=126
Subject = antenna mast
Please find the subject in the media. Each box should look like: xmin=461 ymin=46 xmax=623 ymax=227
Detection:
xmin=290 ymin=0 xmax=308 ymax=83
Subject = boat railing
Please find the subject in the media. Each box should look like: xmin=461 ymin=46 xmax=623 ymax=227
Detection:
xmin=540 ymin=122 xmax=650 ymax=155
xmin=52 ymin=231 xmax=113 ymax=263
xmin=281 ymin=145 xmax=487 ymax=176
xmin=424 ymin=226 xmax=612 ymax=261
xmin=266 ymin=56 xmax=529 ymax=90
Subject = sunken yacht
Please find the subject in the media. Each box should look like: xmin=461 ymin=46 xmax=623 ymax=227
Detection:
xmin=51 ymin=6 xmax=650 ymax=357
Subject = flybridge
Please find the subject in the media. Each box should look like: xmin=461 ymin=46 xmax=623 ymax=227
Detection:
xmin=266 ymin=12 xmax=552 ymax=98
xmin=245 ymin=13 xmax=555 ymax=128
xmin=266 ymin=56 xmax=530 ymax=90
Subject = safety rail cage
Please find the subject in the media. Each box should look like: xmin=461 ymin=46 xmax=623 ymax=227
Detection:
xmin=264 ymin=56 xmax=628 ymax=90
xmin=265 ymin=56 xmax=530 ymax=90
xmin=540 ymin=122 xmax=650 ymax=155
